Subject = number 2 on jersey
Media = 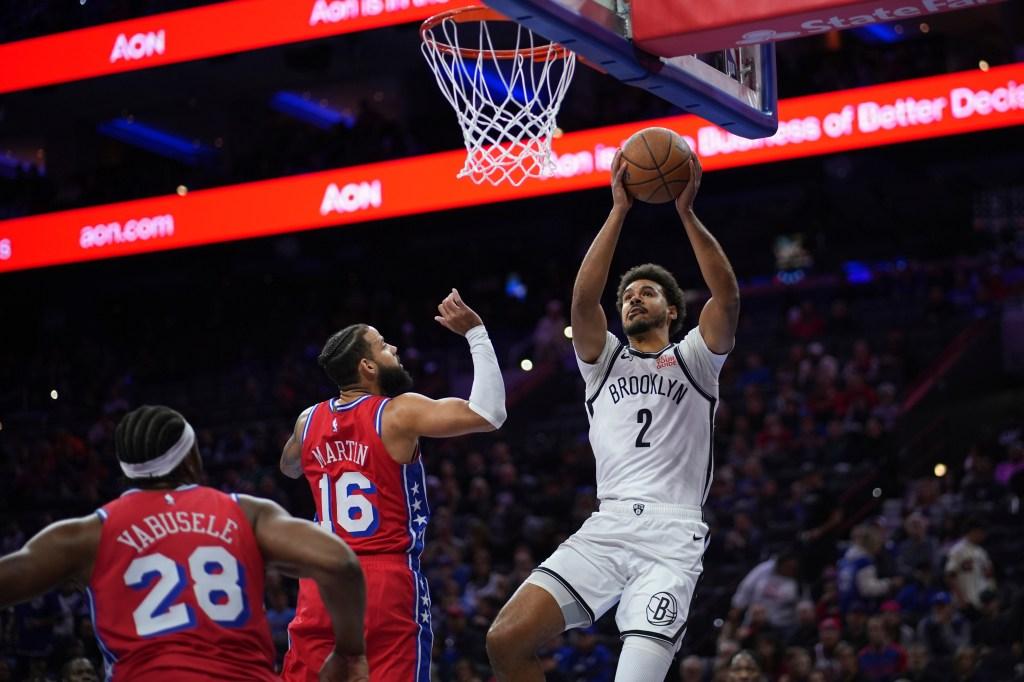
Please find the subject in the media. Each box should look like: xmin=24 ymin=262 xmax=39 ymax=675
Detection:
xmin=124 ymin=546 xmax=249 ymax=637
xmin=636 ymin=408 xmax=653 ymax=448
xmin=318 ymin=471 xmax=380 ymax=537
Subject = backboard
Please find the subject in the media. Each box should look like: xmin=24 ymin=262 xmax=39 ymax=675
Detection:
xmin=479 ymin=0 xmax=779 ymax=138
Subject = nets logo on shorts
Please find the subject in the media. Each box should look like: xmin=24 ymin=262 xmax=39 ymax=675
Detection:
xmin=633 ymin=503 xmax=645 ymax=516
xmin=646 ymin=592 xmax=678 ymax=626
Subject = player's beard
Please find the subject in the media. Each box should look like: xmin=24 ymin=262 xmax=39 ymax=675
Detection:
xmin=624 ymin=309 xmax=668 ymax=337
xmin=379 ymin=364 xmax=414 ymax=397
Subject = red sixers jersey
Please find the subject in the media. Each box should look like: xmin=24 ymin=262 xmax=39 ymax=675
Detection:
xmin=88 ymin=485 xmax=277 ymax=681
xmin=300 ymin=395 xmax=430 ymax=557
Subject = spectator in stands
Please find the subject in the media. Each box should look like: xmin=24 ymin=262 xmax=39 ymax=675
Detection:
xmin=844 ymin=602 xmax=871 ymax=650
xmin=969 ymin=588 xmax=1020 ymax=678
xmin=59 ymin=657 xmax=97 ymax=682
xmin=916 ymin=592 xmax=970 ymax=662
xmin=813 ymin=617 xmax=842 ymax=679
xmin=453 ymin=658 xmax=483 ymax=682
xmin=838 ymin=525 xmax=901 ymax=614
xmin=788 ymin=302 xmax=827 ymax=340
xmin=895 ymin=513 xmax=937 ymax=578
xmin=878 ymin=601 xmax=913 ymax=648
xmin=951 ymin=645 xmax=981 ymax=682
xmin=857 ymin=615 xmax=907 ymax=681
xmin=959 ymin=453 xmax=1003 ymax=508
xmin=532 ymin=299 xmax=569 ymax=364
xmin=943 ymin=517 xmax=996 ymax=613
xmin=781 ymin=646 xmax=814 ymax=682
xmin=727 ymin=650 xmax=764 ymax=682
xmin=787 ymin=600 xmax=820 ymax=649
xmin=870 ymin=383 xmax=900 ymax=432
xmin=901 ymin=643 xmax=944 ymax=682
xmin=266 ymin=587 xmax=296 ymax=658
xmin=555 ymin=627 xmax=612 ymax=682
xmin=835 ymin=642 xmax=868 ymax=682
xmin=679 ymin=654 xmax=706 ymax=682
xmin=731 ymin=550 xmax=801 ymax=633
xmin=797 ymin=466 xmax=843 ymax=583
xmin=724 ymin=509 xmax=764 ymax=565
xmin=714 ymin=638 xmax=742 ymax=679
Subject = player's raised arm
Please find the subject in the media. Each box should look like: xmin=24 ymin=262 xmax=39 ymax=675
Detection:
xmin=674 ymin=157 xmax=739 ymax=354
xmin=240 ymin=496 xmax=368 ymax=682
xmin=572 ymin=151 xmax=632 ymax=363
xmin=387 ymin=288 xmax=506 ymax=440
xmin=0 ymin=516 xmax=100 ymax=607
xmin=280 ymin=406 xmax=313 ymax=479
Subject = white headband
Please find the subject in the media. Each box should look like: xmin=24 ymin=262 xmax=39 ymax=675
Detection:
xmin=120 ymin=422 xmax=196 ymax=479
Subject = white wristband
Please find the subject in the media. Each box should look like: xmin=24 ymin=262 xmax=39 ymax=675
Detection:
xmin=466 ymin=325 xmax=507 ymax=428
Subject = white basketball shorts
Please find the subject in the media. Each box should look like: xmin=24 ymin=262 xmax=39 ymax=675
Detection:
xmin=525 ymin=500 xmax=709 ymax=649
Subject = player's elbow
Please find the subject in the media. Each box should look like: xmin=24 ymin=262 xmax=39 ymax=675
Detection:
xmin=468 ymin=402 xmax=506 ymax=431
xmin=483 ymin=405 xmax=507 ymax=431
xmin=279 ymin=453 xmax=302 ymax=479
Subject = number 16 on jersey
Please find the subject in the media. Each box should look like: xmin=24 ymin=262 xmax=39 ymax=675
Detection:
xmin=318 ymin=472 xmax=380 ymax=537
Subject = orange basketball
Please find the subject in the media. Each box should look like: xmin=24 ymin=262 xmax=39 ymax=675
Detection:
xmin=619 ymin=127 xmax=692 ymax=204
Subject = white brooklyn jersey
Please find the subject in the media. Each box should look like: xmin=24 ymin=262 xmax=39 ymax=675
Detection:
xmin=577 ymin=328 xmax=728 ymax=506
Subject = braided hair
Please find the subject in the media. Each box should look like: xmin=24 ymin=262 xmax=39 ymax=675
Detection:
xmin=114 ymin=405 xmax=193 ymax=487
xmin=318 ymin=323 xmax=371 ymax=389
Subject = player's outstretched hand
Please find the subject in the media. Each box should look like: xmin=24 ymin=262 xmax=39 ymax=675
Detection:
xmin=610 ymin=149 xmax=633 ymax=212
xmin=674 ymin=156 xmax=702 ymax=214
xmin=319 ymin=652 xmax=369 ymax=682
xmin=434 ymin=288 xmax=484 ymax=336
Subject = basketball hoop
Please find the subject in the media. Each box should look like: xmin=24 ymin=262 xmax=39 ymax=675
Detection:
xmin=421 ymin=6 xmax=576 ymax=186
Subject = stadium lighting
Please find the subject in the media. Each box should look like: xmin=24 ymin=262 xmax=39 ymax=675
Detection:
xmin=176 ymin=185 xmax=188 ymax=196
xmin=934 ymin=463 xmax=948 ymax=477
xmin=50 ymin=389 xmax=58 ymax=400
xmin=563 ymin=326 xmax=573 ymax=339
xmin=520 ymin=359 xmax=534 ymax=372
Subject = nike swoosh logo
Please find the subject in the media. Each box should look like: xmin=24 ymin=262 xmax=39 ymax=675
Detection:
xmin=693 ymin=534 xmax=704 ymax=541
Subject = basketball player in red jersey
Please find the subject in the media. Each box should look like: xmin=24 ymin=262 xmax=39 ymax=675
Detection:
xmin=280 ymin=288 xmax=507 ymax=682
xmin=0 ymin=405 xmax=368 ymax=682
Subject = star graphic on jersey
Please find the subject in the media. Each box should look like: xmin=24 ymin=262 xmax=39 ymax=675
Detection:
xmin=410 ymin=482 xmax=420 ymax=495
xmin=164 ymin=494 xmax=174 ymax=505
xmin=421 ymin=594 xmax=430 ymax=607
xmin=420 ymin=610 xmax=430 ymax=623
xmin=413 ymin=514 xmax=427 ymax=527
xmin=411 ymin=498 xmax=423 ymax=511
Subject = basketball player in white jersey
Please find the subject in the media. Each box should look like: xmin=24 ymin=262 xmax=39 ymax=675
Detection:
xmin=486 ymin=150 xmax=739 ymax=681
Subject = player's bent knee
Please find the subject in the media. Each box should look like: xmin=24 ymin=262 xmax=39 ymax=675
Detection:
xmin=487 ymin=585 xmax=565 ymax=665
xmin=486 ymin=616 xmax=525 ymax=666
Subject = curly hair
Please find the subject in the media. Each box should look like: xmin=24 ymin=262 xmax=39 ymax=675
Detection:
xmin=616 ymin=263 xmax=686 ymax=338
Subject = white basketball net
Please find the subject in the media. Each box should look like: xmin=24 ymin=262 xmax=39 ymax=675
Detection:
xmin=422 ymin=10 xmax=576 ymax=186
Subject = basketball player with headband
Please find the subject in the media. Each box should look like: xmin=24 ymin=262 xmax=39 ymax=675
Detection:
xmin=487 ymin=151 xmax=740 ymax=681
xmin=0 ymin=405 xmax=368 ymax=681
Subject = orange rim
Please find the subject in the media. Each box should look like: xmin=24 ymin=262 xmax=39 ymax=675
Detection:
xmin=420 ymin=5 xmax=571 ymax=62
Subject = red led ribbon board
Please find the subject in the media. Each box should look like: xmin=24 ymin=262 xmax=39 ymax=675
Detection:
xmin=1 ymin=63 xmax=1022 ymax=273
xmin=0 ymin=0 xmax=473 ymax=94
xmin=632 ymin=0 xmax=1008 ymax=58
